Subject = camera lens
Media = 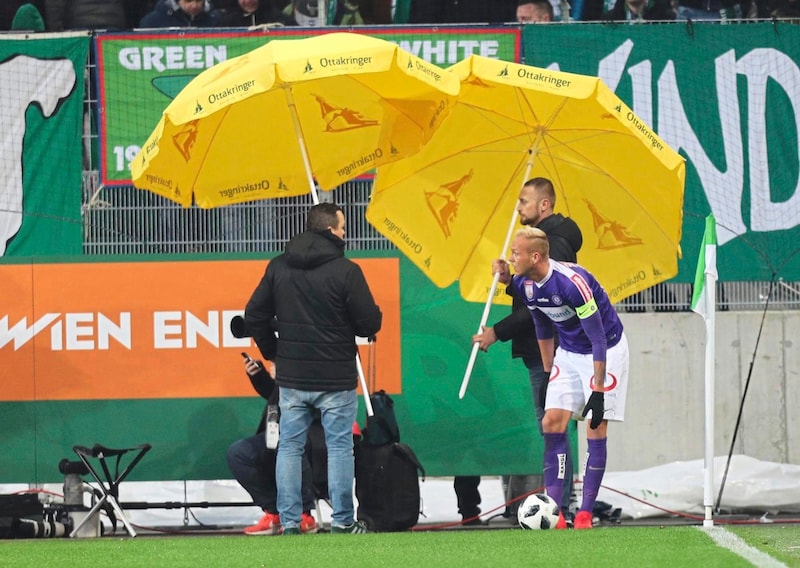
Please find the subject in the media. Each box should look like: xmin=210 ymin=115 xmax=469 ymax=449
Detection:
xmin=58 ymin=459 xmax=89 ymax=475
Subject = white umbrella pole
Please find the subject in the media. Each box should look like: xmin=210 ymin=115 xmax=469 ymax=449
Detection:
xmin=458 ymin=210 xmax=520 ymax=399
xmin=703 ymin=275 xmax=717 ymax=527
xmin=459 ymin=156 xmax=534 ymax=399
xmin=284 ymin=87 xmax=320 ymax=205
xmin=285 ymin=88 xmax=369 ymax=414
xmin=284 ymin=88 xmax=366 ymax=414
xmin=356 ymin=352 xmax=374 ymax=417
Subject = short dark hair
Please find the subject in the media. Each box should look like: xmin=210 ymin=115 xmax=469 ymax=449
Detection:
xmin=524 ymin=177 xmax=556 ymax=207
xmin=306 ymin=203 xmax=343 ymax=232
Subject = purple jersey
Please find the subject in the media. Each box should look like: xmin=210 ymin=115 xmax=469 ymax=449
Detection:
xmin=512 ymin=260 xmax=624 ymax=361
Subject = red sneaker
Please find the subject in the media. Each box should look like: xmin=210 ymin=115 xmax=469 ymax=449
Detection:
xmin=244 ymin=512 xmax=281 ymax=536
xmin=300 ymin=513 xmax=318 ymax=534
xmin=555 ymin=512 xmax=568 ymax=530
xmin=574 ymin=510 xmax=594 ymax=530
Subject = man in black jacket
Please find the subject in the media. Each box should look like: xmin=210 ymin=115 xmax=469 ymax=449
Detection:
xmin=467 ymin=177 xmax=583 ymax=527
xmin=245 ymin=203 xmax=382 ymax=535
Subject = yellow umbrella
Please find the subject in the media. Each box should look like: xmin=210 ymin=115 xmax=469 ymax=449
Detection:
xmin=131 ymin=32 xmax=459 ymax=207
xmin=365 ymin=55 xmax=686 ymax=397
xmin=367 ymin=54 xmax=685 ymax=306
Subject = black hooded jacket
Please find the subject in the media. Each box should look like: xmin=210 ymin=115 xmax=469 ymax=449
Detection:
xmin=493 ymin=213 xmax=583 ymax=361
xmin=245 ymin=230 xmax=382 ymax=392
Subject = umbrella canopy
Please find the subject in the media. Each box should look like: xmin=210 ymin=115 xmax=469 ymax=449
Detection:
xmin=366 ymin=55 xmax=686 ymax=305
xmin=131 ymin=32 xmax=460 ymax=208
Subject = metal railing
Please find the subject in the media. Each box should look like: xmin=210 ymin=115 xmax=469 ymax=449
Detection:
xmin=82 ymin=177 xmax=392 ymax=255
xmin=81 ymin=173 xmax=800 ymax=311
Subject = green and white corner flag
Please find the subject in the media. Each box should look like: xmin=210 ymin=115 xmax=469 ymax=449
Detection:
xmin=691 ymin=214 xmax=718 ymax=319
xmin=693 ymin=214 xmax=719 ymax=527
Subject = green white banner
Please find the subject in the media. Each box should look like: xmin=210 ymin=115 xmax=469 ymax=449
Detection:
xmin=0 ymin=35 xmax=87 ymax=257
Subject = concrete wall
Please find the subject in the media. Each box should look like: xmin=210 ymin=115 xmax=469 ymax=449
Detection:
xmin=594 ymin=311 xmax=800 ymax=472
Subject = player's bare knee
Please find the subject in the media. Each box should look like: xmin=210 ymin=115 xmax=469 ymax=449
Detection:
xmin=542 ymin=410 xmax=569 ymax=433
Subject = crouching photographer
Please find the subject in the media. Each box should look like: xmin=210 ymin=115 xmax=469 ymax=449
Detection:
xmin=226 ymin=316 xmax=317 ymax=535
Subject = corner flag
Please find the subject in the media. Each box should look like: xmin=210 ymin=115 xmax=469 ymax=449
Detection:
xmin=691 ymin=214 xmax=718 ymax=527
xmin=690 ymin=214 xmax=718 ymax=319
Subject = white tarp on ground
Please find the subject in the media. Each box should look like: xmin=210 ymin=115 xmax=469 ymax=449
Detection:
xmin=2 ymin=455 xmax=798 ymax=529
xmin=598 ymin=455 xmax=800 ymax=520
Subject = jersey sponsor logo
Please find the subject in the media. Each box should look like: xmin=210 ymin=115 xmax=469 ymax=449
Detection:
xmin=538 ymin=305 xmax=575 ymax=322
xmin=569 ymin=272 xmax=593 ymax=302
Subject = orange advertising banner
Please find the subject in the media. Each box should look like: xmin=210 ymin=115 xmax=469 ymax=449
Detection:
xmin=0 ymin=259 xmax=400 ymax=402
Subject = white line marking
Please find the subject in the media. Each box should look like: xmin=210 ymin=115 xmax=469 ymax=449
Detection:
xmin=697 ymin=526 xmax=787 ymax=568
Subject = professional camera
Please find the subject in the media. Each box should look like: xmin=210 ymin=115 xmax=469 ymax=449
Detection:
xmin=58 ymin=458 xmax=89 ymax=476
xmin=230 ymin=315 xmax=277 ymax=360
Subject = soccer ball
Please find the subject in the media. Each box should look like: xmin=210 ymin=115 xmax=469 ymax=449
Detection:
xmin=517 ymin=493 xmax=560 ymax=530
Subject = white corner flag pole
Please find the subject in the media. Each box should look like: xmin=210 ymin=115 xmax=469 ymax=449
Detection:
xmin=691 ymin=214 xmax=718 ymax=527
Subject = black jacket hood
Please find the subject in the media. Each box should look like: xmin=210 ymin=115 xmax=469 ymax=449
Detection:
xmin=538 ymin=213 xmax=583 ymax=262
xmin=284 ymin=230 xmax=345 ymax=270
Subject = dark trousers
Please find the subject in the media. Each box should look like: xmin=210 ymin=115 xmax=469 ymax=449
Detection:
xmin=453 ymin=475 xmax=481 ymax=518
xmin=227 ymin=434 xmax=315 ymax=514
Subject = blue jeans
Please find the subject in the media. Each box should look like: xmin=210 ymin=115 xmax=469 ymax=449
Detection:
xmin=226 ymin=434 xmax=315 ymax=514
xmin=277 ymin=387 xmax=357 ymax=529
xmin=524 ymin=357 xmax=574 ymax=512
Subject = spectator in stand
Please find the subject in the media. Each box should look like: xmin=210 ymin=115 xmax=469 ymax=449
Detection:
xmin=139 ymin=0 xmax=220 ymax=27
xmin=45 ymin=0 xmax=128 ymax=30
xmin=217 ymin=0 xmax=293 ymax=25
xmin=277 ymin=0 xmax=391 ymax=24
xmin=674 ymin=0 xmax=752 ymax=20
xmin=604 ymin=0 xmax=675 ymax=20
xmin=516 ymin=0 xmax=555 ymax=21
xmin=517 ymin=0 xmax=604 ymax=21
xmin=362 ymin=0 xmax=394 ymax=23
xmin=282 ymin=0 xmax=322 ymax=25
xmin=770 ymin=0 xmax=800 ymax=16
xmin=570 ymin=0 xmax=605 ymax=20
xmin=408 ymin=0 xmax=517 ymax=23
xmin=330 ymin=0 xmax=366 ymax=24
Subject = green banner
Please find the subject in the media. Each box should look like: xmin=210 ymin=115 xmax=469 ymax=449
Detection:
xmin=522 ymin=22 xmax=800 ymax=282
xmin=0 ymin=35 xmax=87 ymax=257
xmin=97 ymin=28 xmax=519 ymax=186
